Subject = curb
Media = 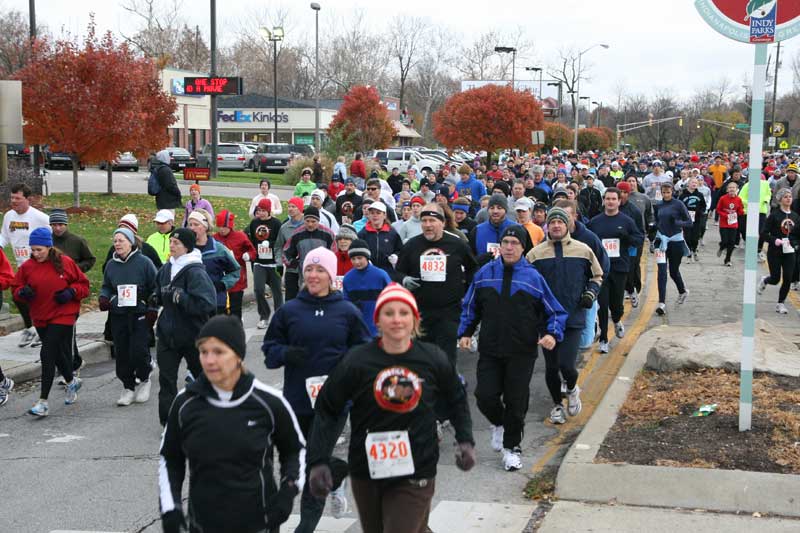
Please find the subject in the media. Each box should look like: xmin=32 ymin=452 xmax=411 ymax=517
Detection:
xmin=4 ymin=340 xmax=110 ymax=384
xmin=555 ymin=325 xmax=800 ymax=517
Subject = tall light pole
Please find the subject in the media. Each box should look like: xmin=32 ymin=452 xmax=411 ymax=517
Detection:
xmin=260 ymin=27 xmax=284 ymax=143
xmin=311 ymin=3 xmax=321 ymax=152
xmin=573 ymin=43 xmax=609 ymax=152
xmin=495 ymin=46 xmax=517 ymax=89
xmin=592 ymin=100 xmax=603 ymax=128
xmin=525 ymin=67 xmax=543 ymax=99
xmin=548 ymin=81 xmax=563 ymax=118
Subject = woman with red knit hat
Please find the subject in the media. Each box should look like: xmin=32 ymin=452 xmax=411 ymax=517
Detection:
xmin=306 ymin=283 xmax=476 ymax=533
xmin=246 ymin=198 xmax=284 ymax=328
xmin=214 ymin=209 xmax=256 ymax=318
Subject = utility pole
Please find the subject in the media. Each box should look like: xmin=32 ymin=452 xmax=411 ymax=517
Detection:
xmin=770 ymin=41 xmax=781 ymax=138
xmin=30 ymin=0 xmax=40 ymax=178
xmin=209 ymin=0 xmax=218 ymax=179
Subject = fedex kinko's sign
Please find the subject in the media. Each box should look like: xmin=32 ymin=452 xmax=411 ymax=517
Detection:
xmin=695 ymin=0 xmax=800 ymax=43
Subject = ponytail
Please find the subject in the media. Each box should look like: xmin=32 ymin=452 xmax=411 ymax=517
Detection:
xmin=48 ymin=247 xmax=64 ymax=275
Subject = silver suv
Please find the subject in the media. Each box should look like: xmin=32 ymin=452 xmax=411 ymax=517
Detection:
xmin=253 ymin=143 xmax=293 ymax=173
xmin=198 ymin=143 xmax=249 ymax=171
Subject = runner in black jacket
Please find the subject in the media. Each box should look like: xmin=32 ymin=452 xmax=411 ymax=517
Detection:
xmin=159 ymin=315 xmax=305 ymax=533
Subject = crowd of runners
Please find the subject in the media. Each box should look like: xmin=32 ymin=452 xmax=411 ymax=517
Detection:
xmin=0 ymin=146 xmax=796 ymax=533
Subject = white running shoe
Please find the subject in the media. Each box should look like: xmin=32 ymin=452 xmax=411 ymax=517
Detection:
xmin=624 ymin=291 xmax=631 ymax=300
xmin=598 ymin=341 xmax=609 ymax=354
xmin=567 ymin=385 xmax=582 ymax=417
xmin=677 ymin=290 xmax=689 ymax=305
xmin=257 ymin=319 xmax=268 ymax=329
xmin=630 ymin=292 xmax=639 ymax=308
xmin=117 ymin=389 xmax=135 ymax=406
xmin=64 ymin=377 xmax=82 ymax=405
xmin=29 ymin=331 xmax=42 ymax=348
xmin=550 ymin=405 xmax=566 ymax=424
xmin=490 ymin=425 xmax=504 ymax=452
xmin=502 ymin=447 xmax=522 ymax=471
xmin=135 ymin=380 xmax=151 ymax=403
xmin=329 ymin=479 xmax=349 ymax=518
xmin=758 ymin=251 xmax=767 ymax=263
xmin=656 ymin=303 xmax=666 ymax=315
xmin=776 ymin=303 xmax=788 ymax=314
xmin=18 ymin=327 xmax=35 ymax=348
xmin=758 ymin=276 xmax=768 ymax=295
xmin=614 ymin=322 xmax=625 ymax=339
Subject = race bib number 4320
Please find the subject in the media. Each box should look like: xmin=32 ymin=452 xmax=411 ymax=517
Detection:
xmin=365 ymin=430 xmax=414 ymax=479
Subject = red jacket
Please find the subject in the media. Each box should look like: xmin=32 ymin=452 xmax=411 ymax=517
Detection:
xmin=350 ymin=159 xmax=367 ymax=179
xmin=13 ymin=254 xmax=89 ymax=327
xmin=214 ymin=230 xmax=257 ymax=293
xmin=0 ymin=250 xmax=14 ymax=290
xmin=336 ymin=249 xmax=353 ymax=276
xmin=328 ymin=181 xmax=345 ymax=199
xmin=716 ymin=194 xmax=744 ymax=229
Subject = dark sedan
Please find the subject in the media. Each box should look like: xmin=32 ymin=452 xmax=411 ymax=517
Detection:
xmin=44 ymin=151 xmax=85 ymax=170
xmin=166 ymin=147 xmax=196 ymax=171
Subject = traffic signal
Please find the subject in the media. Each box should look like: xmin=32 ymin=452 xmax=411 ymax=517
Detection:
xmin=678 ymin=117 xmax=683 ymax=127
xmin=696 ymin=121 xmax=701 ymax=129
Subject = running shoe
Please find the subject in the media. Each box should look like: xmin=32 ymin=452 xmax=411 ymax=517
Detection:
xmin=630 ymin=292 xmax=639 ymax=308
xmin=598 ymin=341 xmax=610 ymax=354
xmin=29 ymin=399 xmax=49 ymax=417
xmin=502 ymin=447 xmax=522 ymax=471
xmin=685 ymin=255 xmax=693 ymax=264
xmin=693 ymin=252 xmax=699 ymax=262
xmin=135 ymin=380 xmax=151 ymax=403
xmin=117 ymin=389 xmax=135 ymax=406
xmin=490 ymin=425 xmax=504 ymax=452
xmin=758 ymin=251 xmax=767 ymax=263
xmin=656 ymin=303 xmax=666 ymax=316
xmin=64 ymin=377 xmax=82 ymax=405
xmin=724 ymin=261 xmax=732 ymax=267
xmin=776 ymin=303 xmax=789 ymax=314
xmin=0 ymin=377 xmax=13 ymax=407
xmin=792 ymin=282 xmax=800 ymax=291
xmin=549 ymin=405 xmax=566 ymax=424
xmin=624 ymin=291 xmax=631 ymax=300
xmin=567 ymin=385 xmax=582 ymax=417
xmin=329 ymin=479 xmax=349 ymax=518
xmin=758 ymin=276 xmax=768 ymax=295
xmin=614 ymin=322 xmax=625 ymax=339
xmin=29 ymin=331 xmax=42 ymax=348
xmin=716 ymin=247 xmax=723 ymax=258
xmin=18 ymin=328 xmax=35 ymax=348
xmin=257 ymin=319 xmax=268 ymax=329
xmin=677 ymin=290 xmax=689 ymax=305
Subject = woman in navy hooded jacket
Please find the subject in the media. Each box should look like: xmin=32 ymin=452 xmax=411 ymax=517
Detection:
xmin=263 ymin=246 xmax=371 ymax=532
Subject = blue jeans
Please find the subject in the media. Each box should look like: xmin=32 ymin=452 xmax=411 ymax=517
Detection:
xmin=579 ymin=301 xmax=598 ymax=350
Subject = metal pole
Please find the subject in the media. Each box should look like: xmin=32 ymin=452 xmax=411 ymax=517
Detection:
xmin=538 ymin=70 xmax=543 ymax=101
xmin=769 ymin=41 xmax=780 ymax=142
xmin=314 ymin=9 xmax=320 ymax=152
xmin=740 ymin=43 xmax=768 ymax=432
xmin=596 ymin=103 xmax=601 ymax=128
xmin=210 ymin=0 xmax=218 ymax=179
xmin=511 ymin=50 xmax=516 ymax=90
xmin=29 ymin=0 xmax=40 ymax=177
xmin=573 ymin=52 xmax=582 ymax=153
xmin=273 ymin=39 xmax=279 ymax=143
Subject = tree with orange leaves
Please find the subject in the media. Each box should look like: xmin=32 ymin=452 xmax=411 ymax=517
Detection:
xmin=328 ymin=85 xmax=396 ymax=154
xmin=433 ymin=85 xmax=544 ymax=164
xmin=14 ymin=20 xmax=176 ymax=207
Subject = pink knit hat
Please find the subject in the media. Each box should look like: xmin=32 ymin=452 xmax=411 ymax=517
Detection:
xmin=302 ymin=246 xmax=337 ymax=284
xmin=373 ymin=283 xmax=420 ymax=323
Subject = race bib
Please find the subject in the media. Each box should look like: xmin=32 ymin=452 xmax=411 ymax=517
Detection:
xmin=654 ymin=189 xmax=663 ymax=201
xmin=655 ymin=249 xmax=666 ymax=264
xmin=13 ymin=246 xmax=30 ymax=261
xmin=486 ymin=242 xmax=500 ymax=255
xmin=420 ymin=255 xmax=446 ymax=282
xmin=689 ymin=211 xmax=696 ymax=222
xmin=305 ymin=375 xmax=328 ymax=407
xmin=117 ymin=284 xmax=137 ymax=307
xmin=782 ymin=239 xmax=794 ymax=254
xmin=727 ymin=212 xmax=738 ymax=225
xmin=257 ymin=242 xmax=273 ymax=260
xmin=365 ymin=430 xmax=414 ymax=479
xmin=332 ymin=276 xmax=344 ymax=291
xmin=602 ymin=238 xmax=621 ymax=258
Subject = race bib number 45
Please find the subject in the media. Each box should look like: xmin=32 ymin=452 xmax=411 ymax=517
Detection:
xmin=117 ymin=284 xmax=137 ymax=307
xmin=365 ymin=430 xmax=414 ymax=479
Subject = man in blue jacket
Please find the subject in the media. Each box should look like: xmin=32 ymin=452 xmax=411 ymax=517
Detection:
xmin=468 ymin=195 xmax=514 ymax=264
xmin=458 ymin=225 xmax=567 ymax=472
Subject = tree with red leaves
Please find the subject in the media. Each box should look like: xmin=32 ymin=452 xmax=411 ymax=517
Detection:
xmin=14 ymin=20 xmax=176 ymax=207
xmin=328 ymin=85 xmax=396 ymax=154
xmin=433 ymin=85 xmax=544 ymax=163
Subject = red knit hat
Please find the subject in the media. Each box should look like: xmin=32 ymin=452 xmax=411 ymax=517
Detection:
xmin=216 ymin=209 xmax=235 ymax=229
xmin=288 ymin=197 xmax=304 ymax=211
xmin=256 ymin=198 xmax=272 ymax=213
xmin=373 ymin=283 xmax=420 ymax=323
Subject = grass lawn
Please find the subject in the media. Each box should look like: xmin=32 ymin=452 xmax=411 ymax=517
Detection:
xmin=176 ymin=169 xmax=288 ymax=185
xmin=4 ymin=193 xmax=288 ymax=309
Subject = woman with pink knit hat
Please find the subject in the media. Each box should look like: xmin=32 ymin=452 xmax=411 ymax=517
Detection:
xmin=263 ymin=246 xmax=371 ymax=530
xmin=305 ymin=283 xmax=476 ymax=533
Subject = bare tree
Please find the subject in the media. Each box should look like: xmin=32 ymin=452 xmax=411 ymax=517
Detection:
xmin=454 ymin=27 xmax=534 ymax=83
xmin=119 ymin=0 xmax=185 ymax=61
xmin=406 ymin=31 xmax=457 ymax=141
xmin=0 ymin=7 xmax=45 ymax=78
xmin=547 ymin=47 xmax=580 ymax=121
xmin=388 ymin=16 xmax=430 ymax=111
xmin=320 ymin=10 xmax=389 ymax=94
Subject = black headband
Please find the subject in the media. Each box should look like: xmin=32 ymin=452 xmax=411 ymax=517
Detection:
xmin=420 ymin=210 xmax=445 ymax=221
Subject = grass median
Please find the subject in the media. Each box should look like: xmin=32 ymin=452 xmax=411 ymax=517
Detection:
xmin=176 ymin=169 xmax=287 ymax=185
xmin=4 ymin=192 xmax=288 ymax=310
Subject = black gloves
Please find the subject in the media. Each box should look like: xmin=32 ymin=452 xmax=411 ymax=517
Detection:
xmin=266 ymin=480 xmax=298 ymax=528
xmin=213 ymin=280 xmax=227 ymax=292
xmin=146 ymin=309 xmax=159 ymax=327
xmin=98 ymin=295 xmax=111 ymax=311
xmin=454 ymin=442 xmax=476 ymax=471
xmin=580 ymin=290 xmax=596 ymax=309
xmin=309 ymin=464 xmax=333 ymax=499
xmin=54 ymin=287 xmax=76 ymax=304
xmin=17 ymin=285 xmax=35 ymax=301
xmin=285 ymin=346 xmax=308 ymax=367
xmin=161 ymin=509 xmax=186 ymax=533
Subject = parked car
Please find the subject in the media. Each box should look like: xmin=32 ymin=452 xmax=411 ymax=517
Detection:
xmin=197 ymin=143 xmax=248 ymax=171
xmin=252 ymin=143 xmax=293 ymax=173
xmin=6 ymin=144 xmax=31 ymax=164
xmin=368 ymin=149 xmax=442 ymax=175
xmin=165 ymin=147 xmax=196 ymax=171
xmin=289 ymin=144 xmax=316 ymax=158
xmin=44 ymin=150 xmax=85 ymax=170
xmin=99 ymin=152 xmax=139 ymax=172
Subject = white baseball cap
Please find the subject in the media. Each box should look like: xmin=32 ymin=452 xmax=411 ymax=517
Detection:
xmin=366 ymin=201 xmax=387 ymax=213
xmin=153 ymin=209 xmax=175 ymax=223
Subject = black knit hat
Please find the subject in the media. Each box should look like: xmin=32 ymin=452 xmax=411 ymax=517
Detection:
xmin=170 ymin=227 xmax=196 ymax=252
xmin=348 ymin=238 xmax=372 ymax=259
xmin=501 ymin=224 xmax=533 ymax=255
xmin=197 ymin=315 xmax=247 ymax=360
xmin=304 ymin=206 xmax=320 ymax=221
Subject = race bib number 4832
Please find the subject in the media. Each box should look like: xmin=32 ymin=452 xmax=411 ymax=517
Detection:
xmin=420 ymin=255 xmax=446 ymax=282
xmin=365 ymin=430 xmax=414 ymax=479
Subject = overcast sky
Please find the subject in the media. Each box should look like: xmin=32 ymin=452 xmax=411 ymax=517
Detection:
xmin=5 ymin=0 xmax=800 ymax=111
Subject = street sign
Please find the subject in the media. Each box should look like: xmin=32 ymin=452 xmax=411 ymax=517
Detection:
xmin=695 ymin=0 xmax=800 ymax=43
xmin=768 ymin=136 xmax=776 ymax=147
xmin=183 ymin=77 xmax=243 ymax=95
xmin=735 ymin=123 xmax=750 ymax=130
xmin=765 ymin=121 xmax=788 ymax=137
xmin=531 ymin=130 xmax=545 ymax=145
xmin=0 ymin=80 xmax=23 ymax=144
xmin=780 ymin=140 xmax=790 ymax=149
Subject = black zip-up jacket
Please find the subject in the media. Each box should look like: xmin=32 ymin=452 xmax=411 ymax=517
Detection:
xmin=307 ymin=340 xmax=473 ymax=481
xmin=159 ymin=372 xmax=306 ymax=533
xmin=357 ymin=223 xmax=404 ymax=279
xmin=100 ymin=248 xmax=157 ymax=315
xmin=155 ymin=163 xmax=182 ymax=209
xmin=153 ymin=258 xmax=216 ymax=349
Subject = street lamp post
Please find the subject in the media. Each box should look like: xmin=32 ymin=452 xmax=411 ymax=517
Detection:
xmin=495 ymin=46 xmax=517 ymax=89
xmin=260 ymin=27 xmax=284 ymax=143
xmin=592 ymin=100 xmax=603 ymax=128
xmin=547 ymin=81 xmax=562 ymax=117
xmin=525 ymin=67 xmax=543 ymax=99
xmin=311 ymin=3 xmax=321 ymax=152
xmin=573 ymin=43 xmax=609 ymax=153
